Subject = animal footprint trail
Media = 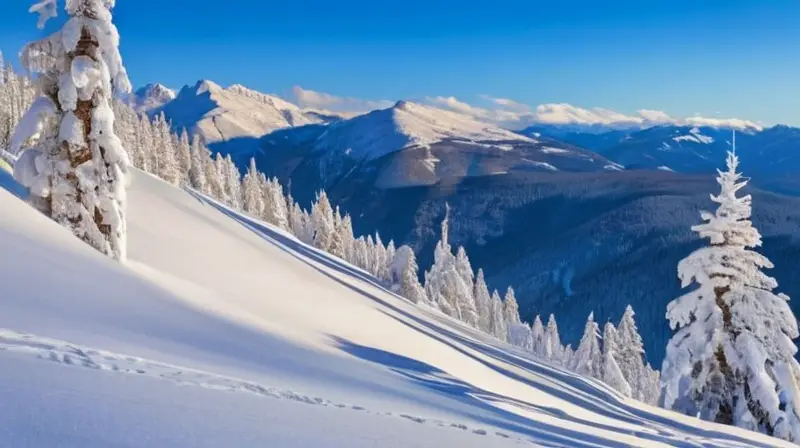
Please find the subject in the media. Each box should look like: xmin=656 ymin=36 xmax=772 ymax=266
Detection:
xmin=0 ymin=329 xmax=529 ymax=445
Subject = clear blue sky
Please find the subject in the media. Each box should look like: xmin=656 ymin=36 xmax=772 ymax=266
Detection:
xmin=1 ymin=0 xmax=798 ymax=125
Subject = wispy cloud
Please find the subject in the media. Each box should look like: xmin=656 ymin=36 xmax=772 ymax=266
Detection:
xmin=289 ymin=86 xmax=761 ymax=131
xmin=291 ymin=86 xmax=393 ymax=116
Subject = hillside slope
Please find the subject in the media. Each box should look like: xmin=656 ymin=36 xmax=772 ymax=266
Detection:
xmin=0 ymin=170 xmax=792 ymax=447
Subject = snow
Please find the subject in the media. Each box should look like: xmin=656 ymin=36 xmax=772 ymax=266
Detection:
xmin=315 ymin=101 xmax=534 ymax=161
xmin=540 ymin=147 xmax=571 ymax=155
xmin=673 ymin=127 xmax=715 ymax=144
xmin=129 ymin=83 xmax=176 ymax=113
xmin=157 ymin=80 xmax=325 ymax=145
xmin=0 ymin=170 xmax=795 ymax=447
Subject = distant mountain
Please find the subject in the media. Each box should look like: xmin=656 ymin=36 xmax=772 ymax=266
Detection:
xmin=525 ymin=124 xmax=800 ymax=184
xmin=129 ymin=83 xmax=176 ymax=113
xmin=245 ymin=100 xmax=619 ymax=197
xmin=151 ymin=80 xmax=337 ymax=151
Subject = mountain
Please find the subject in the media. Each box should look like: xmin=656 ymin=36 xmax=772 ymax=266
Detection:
xmin=525 ymin=124 xmax=800 ymax=182
xmin=4 ymin=169 xmax=791 ymax=447
xmin=128 ymin=82 xmax=176 ymax=113
xmin=152 ymin=80 xmax=333 ymax=151
xmin=248 ymin=101 xmax=619 ymax=195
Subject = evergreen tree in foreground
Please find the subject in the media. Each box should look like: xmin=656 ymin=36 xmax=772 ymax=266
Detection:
xmin=13 ymin=0 xmax=131 ymax=260
xmin=661 ymin=151 xmax=800 ymax=441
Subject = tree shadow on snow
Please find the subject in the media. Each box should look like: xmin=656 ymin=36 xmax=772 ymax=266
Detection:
xmin=188 ymin=189 xmax=777 ymax=448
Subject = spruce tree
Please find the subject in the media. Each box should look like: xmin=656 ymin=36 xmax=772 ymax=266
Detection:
xmin=602 ymin=322 xmax=632 ymax=397
xmin=544 ymin=314 xmax=564 ymax=364
xmin=473 ymin=269 xmax=493 ymax=333
xmin=14 ymin=0 xmax=131 ymax=260
xmin=662 ymin=151 xmax=800 ymax=440
xmin=572 ymin=312 xmax=602 ymax=379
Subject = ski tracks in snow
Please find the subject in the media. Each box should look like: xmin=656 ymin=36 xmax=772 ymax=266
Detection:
xmin=0 ymin=329 xmax=525 ymax=444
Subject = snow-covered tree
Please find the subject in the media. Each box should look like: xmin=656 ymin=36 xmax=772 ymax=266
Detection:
xmin=544 ymin=314 xmax=564 ymax=365
xmin=311 ymin=190 xmax=335 ymax=251
xmin=425 ymin=206 xmax=473 ymax=323
xmin=602 ymin=322 xmax=632 ymax=397
xmin=241 ymin=157 xmax=263 ymax=216
xmin=188 ymin=135 xmax=209 ymax=193
xmin=473 ymin=269 xmax=493 ymax=333
xmin=509 ymin=321 xmax=534 ymax=351
xmin=392 ymin=245 xmax=428 ymax=305
xmin=329 ymin=208 xmax=346 ymax=259
xmin=503 ymin=287 xmax=522 ymax=328
xmin=572 ymin=312 xmax=602 ymax=379
xmin=339 ymin=213 xmax=355 ymax=263
xmin=221 ymin=155 xmax=241 ymax=210
xmin=661 ymin=151 xmax=800 ymax=440
xmin=205 ymin=152 xmax=224 ymax=200
xmin=615 ymin=305 xmax=651 ymax=403
xmin=13 ymin=0 xmax=132 ymax=260
xmin=489 ymin=290 xmax=507 ymax=342
xmin=374 ymin=233 xmax=389 ymax=280
xmin=176 ymin=128 xmax=191 ymax=185
xmin=531 ymin=315 xmax=546 ymax=358
xmin=263 ymin=178 xmax=289 ymax=230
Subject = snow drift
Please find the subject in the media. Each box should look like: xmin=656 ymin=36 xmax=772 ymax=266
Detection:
xmin=0 ymin=169 xmax=793 ymax=447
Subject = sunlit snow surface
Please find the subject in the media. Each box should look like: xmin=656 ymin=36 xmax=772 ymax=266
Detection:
xmin=0 ymin=170 xmax=793 ymax=447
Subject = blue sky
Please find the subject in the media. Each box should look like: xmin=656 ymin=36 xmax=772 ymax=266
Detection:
xmin=1 ymin=0 xmax=798 ymax=125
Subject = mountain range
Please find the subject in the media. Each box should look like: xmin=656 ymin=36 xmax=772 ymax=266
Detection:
xmin=131 ymin=81 xmax=800 ymax=365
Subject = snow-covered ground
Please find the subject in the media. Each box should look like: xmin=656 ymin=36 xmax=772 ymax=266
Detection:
xmin=0 ymin=169 xmax=793 ymax=447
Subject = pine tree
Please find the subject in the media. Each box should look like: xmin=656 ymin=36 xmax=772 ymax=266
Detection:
xmin=454 ymin=246 xmax=479 ymax=328
xmin=531 ymin=315 xmax=546 ymax=358
xmin=13 ymin=0 xmax=132 ymax=260
xmin=329 ymin=207 xmax=346 ymax=259
xmin=311 ymin=190 xmax=335 ymax=251
xmin=473 ymin=269 xmax=493 ymax=333
xmin=205 ymin=152 xmax=224 ymax=200
xmin=424 ymin=206 xmax=473 ymax=323
xmin=602 ymin=322 xmax=632 ymax=397
xmin=392 ymin=245 xmax=428 ymax=305
xmin=340 ymin=214 xmax=355 ymax=263
xmin=572 ymin=312 xmax=602 ymax=379
xmin=385 ymin=240 xmax=396 ymax=282
xmin=241 ymin=158 xmax=262 ymax=216
xmin=503 ymin=287 xmax=522 ymax=328
xmin=489 ymin=290 xmax=508 ymax=342
xmin=188 ymin=135 xmax=208 ymax=193
xmin=176 ymin=129 xmax=191 ymax=185
xmin=156 ymin=113 xmax=179 ymax=184
xmin=544 ymin=314 xmax=564 ymax=364
xmin=662 ymin=151 xmax=800 ymax=440
xmin=223 ymin=155 xmax=242 ymax=210
xmin=615 ymin=305 xmax=651 ymax=403
xmin=374 ymin=233 xmax=388 ymax=280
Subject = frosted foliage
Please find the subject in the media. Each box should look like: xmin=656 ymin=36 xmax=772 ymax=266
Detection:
xmin=544 ymin=315 xmax=564 ymax=364
xmin=572 ymin=313 xmax=602 ymax=379
xmin=531 ymin=316 xmax=546 ymax=358
xmin=10 ymin=97 xmax=57 ymax=155
xmin=311 ymin=191 xmax=335 ymax=251
xmin=602 ymin=323 xmax=632 ymax=397
xmin=392 ymin=246 xmax=428 ymax=305
xmin=615 ymin=305 xmax=653 ymax=403
xmin=490 ymin=290 xmax=507 ymax=342
xmin=503 ymin=288 xmax=521 ymax=327
xmin=12 ymin=0 xmax=130 ymax=260
xmin=425 ymin=209 xmax=474 ymax=324
xmin=30 ymin=0 xmax=58 ymax=29
xmin=661 ymin=151 xmax=800 ymax=441
xmin=473 ymin=270 xmax=493 ymax=333
xmin=508 ymin=323 xmax=534 ymax=351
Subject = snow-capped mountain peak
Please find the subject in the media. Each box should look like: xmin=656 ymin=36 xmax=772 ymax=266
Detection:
xmin=154 ymin=80 xmax=329 ymax=145
xmin=316 ymin=100 xmax=535 ymax=161
xmin=130 ymin=83 xmax=176 ymax=113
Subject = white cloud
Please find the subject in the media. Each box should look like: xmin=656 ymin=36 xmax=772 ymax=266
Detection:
xmin=291 ymin=86 xmax=393 ymax=116
xmin=290 ymin=86 xmax=762 ymax=131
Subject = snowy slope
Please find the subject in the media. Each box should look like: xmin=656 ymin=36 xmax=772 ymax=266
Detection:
xmin=315 ymin=100 xmax=534 ymax=161
xmin=0 ymin=170 xmax=793 ymax=447
xmin=155 ymin=80 xmax=325 ymax=145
